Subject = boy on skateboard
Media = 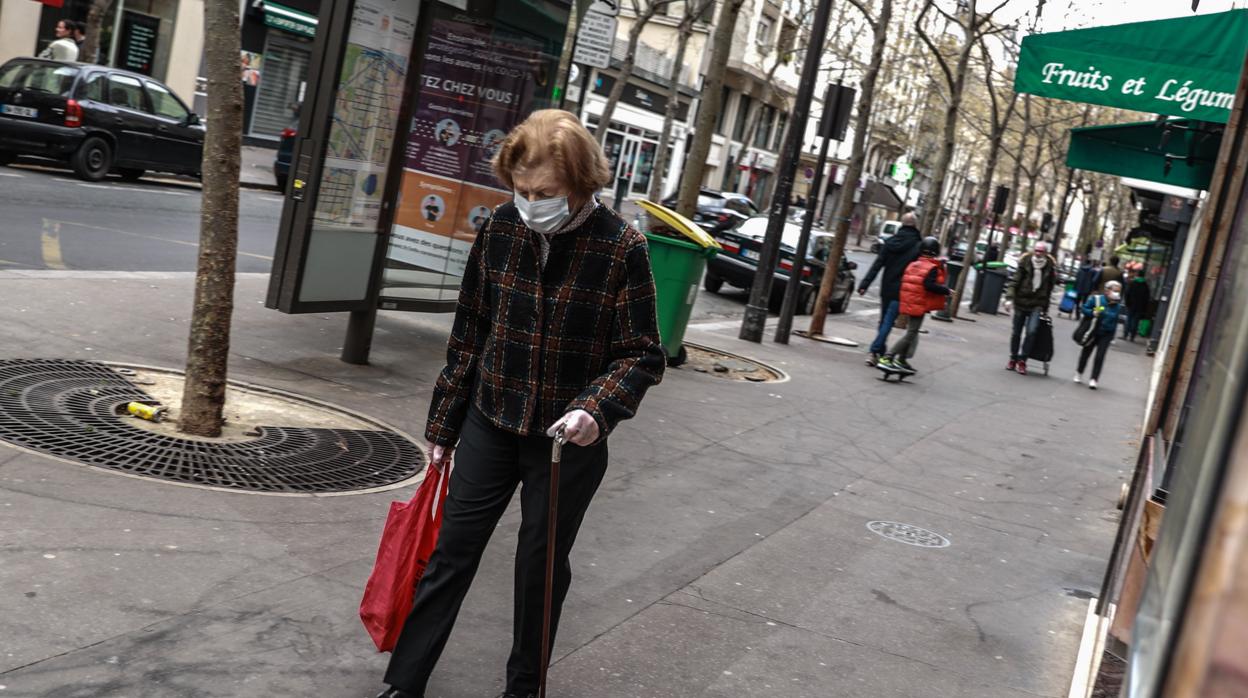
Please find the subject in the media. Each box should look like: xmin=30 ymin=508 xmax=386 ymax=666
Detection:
xmin=877 ymin=237 xmax=951 ymax=376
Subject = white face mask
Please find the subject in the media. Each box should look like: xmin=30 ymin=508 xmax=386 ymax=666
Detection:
xmin=1107 ymin=291 xmax=1121 ymax=302
xmin=514 ymin=192 xmax=571 ymax=234
xmin=1032 ymin=255 xmax=1048 ymax=269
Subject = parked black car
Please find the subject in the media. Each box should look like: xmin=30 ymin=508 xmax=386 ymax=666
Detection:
xmin=0 ymin=58 xmax=203 ymax=181
xmin=663 ymin=188 xmax=759 ymax=234
xmin=704 ymin=215 xmax=857 ymax=314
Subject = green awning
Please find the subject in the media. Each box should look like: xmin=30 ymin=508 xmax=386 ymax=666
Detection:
xmin=1067 ymin=119 xmax=1221 ymax=191
xmin=263 ymin=1 xmax=317 ymax=38
xmin=1016 ymin=10 xmax=1248 ymax=123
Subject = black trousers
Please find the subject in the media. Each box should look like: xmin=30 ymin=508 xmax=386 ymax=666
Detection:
xmin=384 ymin=408 xmax=609 ymax=695
xmin=1078 ymin=331 xmax=1115 ymax=380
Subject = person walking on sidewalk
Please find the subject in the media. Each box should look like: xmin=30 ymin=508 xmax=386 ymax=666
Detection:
xmin=1074 ymin=257 xmax=1100 ymax=310
xmin=377 ymin=110 xmax=666 ymax=698
xmin=877 ymin=237 xmax=950 ymax=375
xmin=1006 ymin=241 xmax=1057 ymax=375
xmin=1124 ymin=268 xmax=1151 ymax=342
xmin=1075 ymin=281 xmax=1124 ymax=390
xmin=38 ymin=20 xmax=79 ymax=62
xmin=858 ymin=211 xmax=922 ymax=366
xmin=1098 ymin=255 xmax=1124 ymax=292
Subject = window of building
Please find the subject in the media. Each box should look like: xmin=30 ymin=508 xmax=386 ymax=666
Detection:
xmin=778 ymin=19 xmax=797 ymax=56
xmin=773 ymin=112 xmax=788 ymax=151
xmin=732 ymin=95 xmax=753 ymax=143
xmin=716 ymin=87 xmax=732 ymax=135
xmin=754 ymin=105 xmax=776 ymax=149
xmin=757 ymin=14 xmax=775 ymax=49
xmin=145 ymin=81 xmax=189 ymax=120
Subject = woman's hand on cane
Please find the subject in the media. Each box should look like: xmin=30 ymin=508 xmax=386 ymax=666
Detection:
xmin=547 ymin=410 xmax=599 ymax=446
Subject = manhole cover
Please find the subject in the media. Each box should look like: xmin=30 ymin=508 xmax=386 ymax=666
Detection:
xmin=866 ymin=521 xmax=951 ymax=548
xmin=0 ymin=359 xmax=424 ymax=495
xmin=679 ymin=343 xmax=787 ymax=382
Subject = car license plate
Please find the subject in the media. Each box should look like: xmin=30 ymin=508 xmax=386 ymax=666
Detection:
xmin=0 ymin=104 xmax=37 ymax=118
xmin=742 ymin=248 xmax=759 ymax=261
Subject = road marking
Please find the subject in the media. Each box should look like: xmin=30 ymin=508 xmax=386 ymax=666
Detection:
xmin=0 ymin=172 xmax=22 ymax=178
xmin=40 ymin=219 xmax=67 ymax=270
xmin=0 ymin=270 xmax=271 ymax=280
xmin=0 ymin=258 xmax=19 ymax=266
xmin=47 ymin=219 xmax=273 ymax=261
xmin=52 ymin=177 xmax=191 ymax=196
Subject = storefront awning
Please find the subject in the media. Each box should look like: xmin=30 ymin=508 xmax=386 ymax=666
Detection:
xmin=1067 ymin=119 xmax=1221 ymax=191
xmin=263 ymin=1 xmax=317 ymax=38
xmin=1016 ymin=10 xmax=1248 ymax=123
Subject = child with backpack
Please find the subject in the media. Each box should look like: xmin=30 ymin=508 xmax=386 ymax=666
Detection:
xmin=877 ymin=237 xmax=951 ymax=375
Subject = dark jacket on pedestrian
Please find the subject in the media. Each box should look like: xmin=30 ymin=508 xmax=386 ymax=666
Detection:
xmin=425 ymin=203 xmax=666 ymax=447
xmin=1126 ymin=276 xmax=1151 ymax=314
xmin=1075 ymin=263 xmax=1099 ymax=297
xmin=1082 ymin=293 xmax=1123 ymax=334
xmin=1098 ymin=264 xmax=1124 ymax=291
xmin=1009 ymin=252 xmax=1058 ymax=312
xmin=859 ymin=224 xmax=922 ymax=301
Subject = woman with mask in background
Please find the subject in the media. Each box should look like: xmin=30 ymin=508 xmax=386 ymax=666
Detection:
xmin=376 ymin=110 xmax=666 ymax=698
xmin=1074 ymin=280 xmax=1124 ymax=390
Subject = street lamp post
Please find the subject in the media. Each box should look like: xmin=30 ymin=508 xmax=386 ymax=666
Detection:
xmin=738 ymin=0 xmax=836 ymax=343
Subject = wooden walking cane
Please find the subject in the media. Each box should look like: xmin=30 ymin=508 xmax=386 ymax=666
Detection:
xmin=539 ymin=425 xmax=567 ymax=698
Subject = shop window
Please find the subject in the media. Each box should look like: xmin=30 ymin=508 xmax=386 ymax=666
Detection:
xmin=773 ymin=112 xmax=788 ymax=151
xmin=754 ymin=105 xmax=775 ymax=149
xmin=145 ymin=81 xmax=189 ymax=121
xmin=108 ymin=74 xmax=148 ymax=112
xmin=716 ymin=87 xmax=732 ymax=135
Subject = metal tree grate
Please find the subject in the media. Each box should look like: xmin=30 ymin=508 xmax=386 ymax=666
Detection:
xmin=0 ymin=359 xmax=424 ymax=494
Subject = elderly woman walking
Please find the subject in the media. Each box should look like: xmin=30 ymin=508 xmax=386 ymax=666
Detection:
xmin=376 ymin=110 xmax=666 ymax=698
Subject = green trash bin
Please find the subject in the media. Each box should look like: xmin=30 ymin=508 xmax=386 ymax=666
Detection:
xmin=635 ymin=200 xmax=721 ymax=366
xmin=645 ymin=233 xmax=718 ymax=366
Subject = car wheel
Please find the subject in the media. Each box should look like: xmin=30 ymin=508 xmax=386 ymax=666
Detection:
xmin=0 ymin=151 xmax=14 ymax=166
xmin=116 ymin=168 xmax=144 ymax=182
xmin=71 ymin=137 xmax=113 ymax=182
xmin=275 ymin=173 xmax=288 ymax=192
xmin=703 ymin=272 xmax=723 ymax=294
xmin=833 ymin=290 xmax=851 ymax=314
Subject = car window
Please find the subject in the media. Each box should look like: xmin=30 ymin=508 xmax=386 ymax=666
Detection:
xmin=723 ymin=199 xmax=754 ymax=215
xmin=107 ymin=75 xmax=148 ymax=112
xmin=0 ymin=62 xmax=78 ymax=95
xmin=79 ymin=73 xmax=106 ymax=102
xmin=145 ymin=82 xmax=188 ymax=120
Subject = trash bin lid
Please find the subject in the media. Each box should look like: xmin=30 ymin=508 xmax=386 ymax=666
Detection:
xmin=636 ymin=200 xmax=723 ymax=250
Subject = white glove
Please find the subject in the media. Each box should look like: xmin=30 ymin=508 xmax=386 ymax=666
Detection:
xmin=427 ymin=442 xmax=454 ymax=472
xmin=547 ymin=409 xmax=599 ymax=446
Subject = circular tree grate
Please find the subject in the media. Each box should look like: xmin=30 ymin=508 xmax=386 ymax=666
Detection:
xmin=866 ymin=521 xmax=951 ymax=548
xmin=0 ymin=359 xmax=424 ymax=494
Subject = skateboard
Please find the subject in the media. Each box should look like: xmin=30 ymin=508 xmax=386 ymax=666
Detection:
xmin=876 ymin=363 xmax=914 ymax=382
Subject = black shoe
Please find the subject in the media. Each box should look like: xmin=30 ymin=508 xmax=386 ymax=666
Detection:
xmin=376 ymin=688 xmax=420 ymax=698
xmin=497 ymin=693 xmax=537 ymax=698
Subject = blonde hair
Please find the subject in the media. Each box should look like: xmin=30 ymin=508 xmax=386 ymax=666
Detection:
xmin=493 ymin=109 xmax=612 ymax=198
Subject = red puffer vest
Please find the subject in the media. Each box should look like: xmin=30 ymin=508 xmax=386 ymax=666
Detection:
xmin=899 ymin=256 xmax=947 ymax=316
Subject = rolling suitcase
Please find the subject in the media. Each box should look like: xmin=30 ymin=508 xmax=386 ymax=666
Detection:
xmin=1028 ymin=313 xmax=1055 ymax=375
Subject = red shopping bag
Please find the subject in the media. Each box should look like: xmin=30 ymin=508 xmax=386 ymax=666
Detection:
xmin=360 ymin=464 xmax=451 ymax=652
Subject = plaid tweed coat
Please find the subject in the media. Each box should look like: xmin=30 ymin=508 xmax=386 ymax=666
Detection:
xmin=425 ymin=202 xmax=665 ymax=447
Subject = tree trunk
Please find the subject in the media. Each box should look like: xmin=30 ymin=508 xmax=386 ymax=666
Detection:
xmin=808 ymin=0 xmax=893 ymax=333
xmin=675 ymin=0 xmax=746 ymax=218
xmin=178 ymin=0 xmax=243 ymax=437
xmin=81 ymin=0 xmax=112 ymax=65
xmin=1020 ymin=113 xmax=1047 ymax=251
xmin=595 ymin=7 xmax=657 ymax=145
xmin=648 ymin=14 xmax=695 ymax=201
xmin=922 ymin=41 xmax=974 ymax=245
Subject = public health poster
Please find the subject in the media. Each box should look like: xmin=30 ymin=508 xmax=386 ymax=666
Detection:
xmin=386 ymin=7 xmax=555 ymax=282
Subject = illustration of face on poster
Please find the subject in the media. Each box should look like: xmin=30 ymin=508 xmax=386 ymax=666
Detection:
xmin=468 ymin=205 xmax=492 ymax=233
xmin=422 ymin=194 xmax=445 ymax=222
xmin=435 ymin=118 xmax=461 ymax=147
xmin=481 ymin=129 xmax=506 ymax=160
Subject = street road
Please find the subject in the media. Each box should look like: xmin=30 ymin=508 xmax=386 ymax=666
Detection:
xmin=0 ymin=164 xmax=282 ymax=272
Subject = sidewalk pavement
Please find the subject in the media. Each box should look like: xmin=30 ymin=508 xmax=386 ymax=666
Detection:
xmin=0 ymin=271 xmax=1149 ymax=697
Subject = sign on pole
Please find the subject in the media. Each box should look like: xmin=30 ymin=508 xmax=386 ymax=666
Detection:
xmin=573 ymin=8 xmax=617 ymax=69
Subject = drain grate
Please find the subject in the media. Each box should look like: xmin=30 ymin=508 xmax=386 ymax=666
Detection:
xmin=866 ymin=521 xmax=951 ymax=548
xmin=0 ymin=359 xmax=424 ymax=494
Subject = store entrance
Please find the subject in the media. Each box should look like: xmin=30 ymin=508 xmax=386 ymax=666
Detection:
xmin=603 ymin=127 xmax=659 ymax=202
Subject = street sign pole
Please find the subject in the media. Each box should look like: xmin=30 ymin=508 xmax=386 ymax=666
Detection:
xmin=739 ymin=0 xmax=836 ymax=343
xmin=775 ymin=81 xmax=842 ymax=344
